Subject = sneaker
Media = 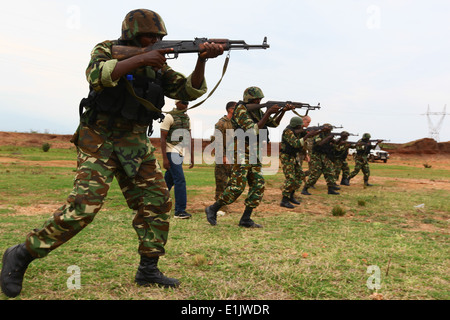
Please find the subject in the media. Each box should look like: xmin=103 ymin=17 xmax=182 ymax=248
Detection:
xmin=174 ymin=211 xmax=192 ymax=219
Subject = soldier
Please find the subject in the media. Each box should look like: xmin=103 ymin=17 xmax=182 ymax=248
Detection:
xmin=333 ymin=131 xmax=351 ymax=186
xmin=348 ymin=133 xmax=382 ymax=186
xmin=0 ymin=9 xmax=224 ymax=298
xmin=161 ymin=100 xmax=193 ymax=219
xmin=301 ymin=123 xmax=340 ymax=195
xmin=212 ymin=101 xmax=236 ymax=215
xmin=279 ymin=117 xmax=318 ymax=208
xmin=299 ymin=115 xmax=312 ymax=165
xmin=205 ymin=87 xmax=292 ymax=228
xmin=302 ymin=115 xmax=312 ymax=128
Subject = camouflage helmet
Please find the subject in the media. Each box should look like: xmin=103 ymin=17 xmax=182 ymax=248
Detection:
xmin=120 ymin=9 xmax=168 ymax=42
xmin=322 ymin=123 xmax=333 ymax=130
xmin=243 ymin=87 xmax=264 ymax=103
xmin=289 ymin=117 xmax=303 ymax=128
xmin=341 ymin=131 xmax=350 ymax=136
xmin=362 ymin=133 xmax=371 ymax=140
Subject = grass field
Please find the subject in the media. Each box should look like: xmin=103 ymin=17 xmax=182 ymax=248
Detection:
xmin=0 ymin=146 xmax=449 ymax=301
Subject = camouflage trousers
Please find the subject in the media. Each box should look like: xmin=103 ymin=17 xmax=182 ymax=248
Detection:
xmin=25 ymin=124 xmax=172 ymax=259
xmin=280 ymin=153 xmax=305 ymax=197
xmin=349 ymin=155 xmax=370 ymax=181
xmin=334 ymin=158 xmax=350 ymax=181
xmin=214 ymin=163 xmax=232 ymax=212
xmin=217 ymin=163 xmax=264 ymax=209
xmin=305 ymin=153 xmax=336 ymax=188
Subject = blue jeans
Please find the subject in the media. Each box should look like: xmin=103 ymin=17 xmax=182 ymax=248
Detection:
xmin=164 ymin=152 xmax=187 ymax=213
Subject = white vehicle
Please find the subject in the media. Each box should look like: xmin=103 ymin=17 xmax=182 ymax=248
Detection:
xmin=348 ymin=145 xmax=390 ymax=163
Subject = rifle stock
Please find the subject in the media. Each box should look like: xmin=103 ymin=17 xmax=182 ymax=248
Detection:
xmin=112 ymin=37 xmax=270 ymax=61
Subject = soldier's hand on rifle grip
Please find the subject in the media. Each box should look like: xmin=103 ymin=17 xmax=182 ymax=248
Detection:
xmin=267 ymin=104 xmax=281 ymax=115
xmin=285 ymin=103 xmax=295 ymax=111
xmin=198 ymin=42 xmax=224 ymax=61
xmin=141 ymin=48 xmax=173 ymax=69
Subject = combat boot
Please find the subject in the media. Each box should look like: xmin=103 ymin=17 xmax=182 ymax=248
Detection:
xmin=289 ymin=191 xmax=301 ymax=205
xmin=280 ymin=196 xmax=295 ymax=209
xmin=364 ymin=180 xmax=374 ymax=187
xmin=340 ymin=178 xmax=350 ymax=186
xmin=205 ymin=201 xmax=222 ymax=226
xmin=327 ymin=186 xmax=340 ymax=195
xmin=301 ymin=187 xmax=311 ymax=195
xmin=1 ymin=243 xmax=35 ymax=298
xmin=239 ymin=207 xmax=262 ymax=228
xmin=135 ymin=256 xmax=180 ymax=288
xmin=331 ymin=184 xmax=341 ymax=190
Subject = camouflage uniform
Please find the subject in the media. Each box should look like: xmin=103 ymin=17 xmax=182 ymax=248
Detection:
xmin=217 ymin=103 xmax=272 ymax=208
xmin=0 ymin=8 xmax=227 ymax=298
xmin=213 ymin=115 xmax=234 ymax=211
xmin=280 ymin=127 xmax=307 ymax=198
xmin=348 ymin=138 xmax=373 ymax=184
xmin=304 ymin=132 xmax=336 ymax=189
xmin=24 ymin=16 xmax=207 ymax=259
xmin=333 ymin=140 xmax=350 ymax=183
xmin=217 ymin=94 xmax=279 ymax=208
xmin=205 ymin=87 xmax=282 ymax=228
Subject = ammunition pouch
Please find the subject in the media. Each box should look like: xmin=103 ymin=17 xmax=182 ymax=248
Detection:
xmin=78 ymin=73 xmax=165 ymax=136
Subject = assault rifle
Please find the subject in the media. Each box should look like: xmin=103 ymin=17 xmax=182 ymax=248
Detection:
xmin=368 ymin=139 xmax=389 ymax=143
xmin=331 ymin=132 xmax=358 ymax=137
xmin=356 ymin=139 xmax=389 ymax=146
xmin=306 ymin=124 xmax=342 ymax=132
xmin=112 ymin=37 xmax=270 ymax=60
xmin=245 ymin=101 xmax=321 ymax=117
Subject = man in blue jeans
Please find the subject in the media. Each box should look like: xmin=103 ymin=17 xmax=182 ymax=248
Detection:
xmin=160 ymin=100 xmax=193 ymax=219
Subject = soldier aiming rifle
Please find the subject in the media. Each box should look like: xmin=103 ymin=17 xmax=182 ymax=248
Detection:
xmin=348 ymin=133 xmax=385 ymax=187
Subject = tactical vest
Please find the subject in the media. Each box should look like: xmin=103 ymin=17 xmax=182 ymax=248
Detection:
xmin=280 ymin=127 xmax=302 ymax=156
xmin=79 ymin=65 xmax=165 ymax=135
xmin=167 ymin=109 xmax=190 ymax=146
xmin=231 ymin=101 xmax=269 ymax=143
xmin=356 ymin=140 xmax=372 ymax=156
xmin=312 ymin=133 xmax=334 ymax=158
xmin=334 ymin=143 xmax=349 ymax=161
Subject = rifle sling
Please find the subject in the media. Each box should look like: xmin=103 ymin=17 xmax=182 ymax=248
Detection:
xmin=123 ymin=52 xmax=230 ymax=116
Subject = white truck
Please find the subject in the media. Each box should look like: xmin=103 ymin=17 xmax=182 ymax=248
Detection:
xmin=348 ymin=145 xmax=390 ymax=163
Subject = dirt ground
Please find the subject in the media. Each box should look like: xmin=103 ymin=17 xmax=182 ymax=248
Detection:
xmin=1 ymin=131 xmax=449 ymax=231
xmin=1 ymin=130 xmax=449 ymax=168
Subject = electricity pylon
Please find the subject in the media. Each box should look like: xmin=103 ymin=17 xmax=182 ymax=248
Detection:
xmin=422 ymin=105 xmax=448 ymax=142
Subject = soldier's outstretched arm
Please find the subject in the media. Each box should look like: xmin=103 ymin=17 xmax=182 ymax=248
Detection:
xmin=191 ymin=42 xmax=224 ymax=89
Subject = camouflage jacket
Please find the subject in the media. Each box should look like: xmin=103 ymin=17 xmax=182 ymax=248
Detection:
xmin=231 ymin=103 xmax=279 ymax=164
xmin=355 ymin=140 xmax=374 ymax=158
xmin=312 ymin=132 xmax=334 ymax=158
xmin=86 ymin=40 xmax=207 ymax=99
xmin=280 ymin=127 xmax=306 ymax=156
xmin=73 ymin=40 xmax=208 ymax=178
xmin=213 ymin=116 xmax=234 ymax=153
xmin=333 ymin=140 xmax=350 ymax=161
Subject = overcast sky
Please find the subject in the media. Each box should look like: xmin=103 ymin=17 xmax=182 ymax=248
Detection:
xmin=1 ymin=0 xmax=449 ymax=143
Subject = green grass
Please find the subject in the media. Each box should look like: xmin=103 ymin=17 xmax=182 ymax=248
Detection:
xmin=0 ymin=146 xmax=76 ymax=161
xmin=0 ymin=148 xmax=449 ymax=300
